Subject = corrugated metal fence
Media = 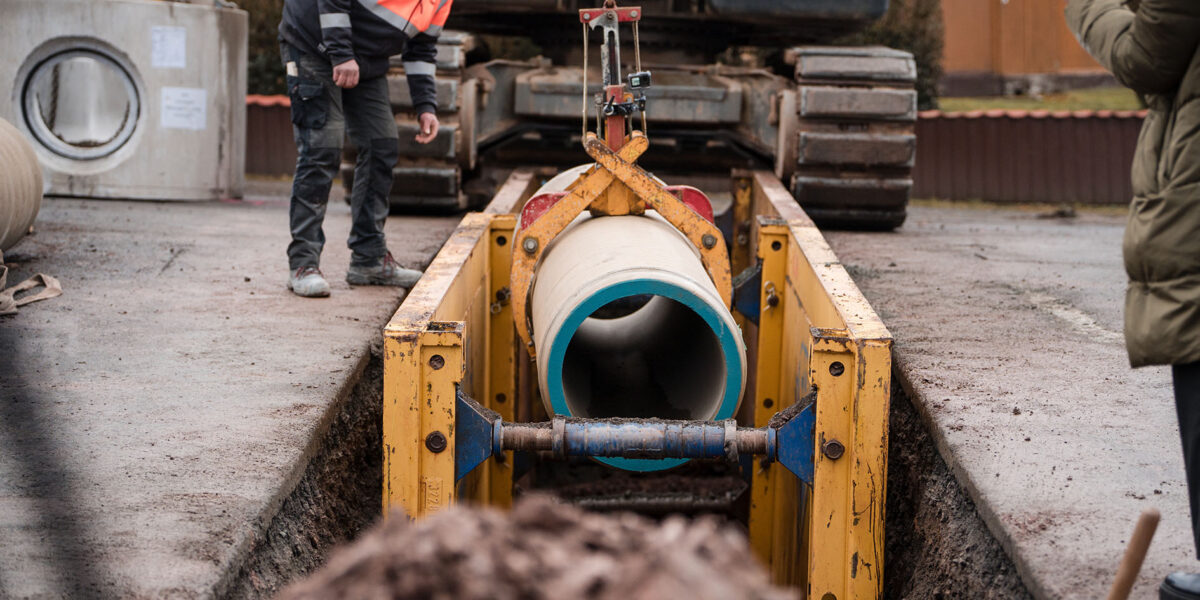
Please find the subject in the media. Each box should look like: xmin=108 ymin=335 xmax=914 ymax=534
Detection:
xmin=245 ymin=97 xmax=1147 ymax=205
xmin=914 ymin=109 xmax=1145 ymax=204
xmin=246 ymin=95 xmax=296 ymax=177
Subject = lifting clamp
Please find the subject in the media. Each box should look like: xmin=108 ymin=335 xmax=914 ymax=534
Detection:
xmin=508 ymin=3 xmax=733 ymax=357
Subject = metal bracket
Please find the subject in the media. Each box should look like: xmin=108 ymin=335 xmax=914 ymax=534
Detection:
xmin=455 ymin=390 xmax=501 ymax=481
xmin=732 ymin=259 xmax=763 ymax=325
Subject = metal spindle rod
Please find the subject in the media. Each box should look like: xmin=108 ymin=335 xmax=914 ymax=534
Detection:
xmin=495 ymin=417 xmax=772 ymax=461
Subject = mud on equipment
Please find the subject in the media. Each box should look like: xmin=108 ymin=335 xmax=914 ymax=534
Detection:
xmin=527 ymin=167 xmax=747 ymax=471
xmin=0 ymin=118 xmax=43 ymax=252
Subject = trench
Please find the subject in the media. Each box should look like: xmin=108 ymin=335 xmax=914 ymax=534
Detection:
xmin=223 ymin=343 xmax=385 ymax=599
xmin=219 ymin=339 xmax=1030 ymax=598
xmin=884 ymin=380 xmax=1032 ymax=599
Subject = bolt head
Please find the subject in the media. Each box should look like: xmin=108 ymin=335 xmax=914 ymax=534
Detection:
xmin=583 ymin=13 xmax=591 ymax=20
xmin=701 ymin=233 xmax=717 ymax=249
xmin=631 ymin=10 xmax=639 ymax=17
xmin=522 ymin=236 xmax=539 ymax=254
xmin=425 ymin=431 xmax=448 ymax=453
xmin=829 ymin=361 xmax=845 ymax=376
xmin=822 ymin=439 xmax=845 ymax=460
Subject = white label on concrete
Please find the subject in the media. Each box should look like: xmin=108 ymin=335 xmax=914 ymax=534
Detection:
xmin=151 ymin=26 xmax=187 ymax=69
xmin=160 ymin=87 xmax=207 ymax=130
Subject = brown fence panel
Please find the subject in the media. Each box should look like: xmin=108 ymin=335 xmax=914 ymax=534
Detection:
xmin=245 ymin=97 xmax=1145 ymax=205
xmin=245 ymin=95 xmax=297 ymax=177
xmin=913 ymin=110 xmax=1145 ymax=205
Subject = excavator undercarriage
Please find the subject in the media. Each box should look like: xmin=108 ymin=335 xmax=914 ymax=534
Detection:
xmin=343 ymin=0 xmax=916 ymax=229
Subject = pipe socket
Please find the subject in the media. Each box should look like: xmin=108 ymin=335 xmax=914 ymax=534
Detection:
xmin=527 ymin=165 xmax=746 ymax=471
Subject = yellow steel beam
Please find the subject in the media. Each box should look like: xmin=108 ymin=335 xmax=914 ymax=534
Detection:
xmin=730 ymin=171 xmax=754 ymax=277
xmin=484 ymin=213 xmax=518 ymax=507
xmin=384 ymin=323 xmax=463 ymax=518
xmin=748 ymin=222 xmax=790 ymax=574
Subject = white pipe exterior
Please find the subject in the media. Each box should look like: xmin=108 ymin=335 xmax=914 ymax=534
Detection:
xmin=0 ymin=118 xmax=43 ymax=252
xmin=527 ymin=165 xmax=746 ymax=470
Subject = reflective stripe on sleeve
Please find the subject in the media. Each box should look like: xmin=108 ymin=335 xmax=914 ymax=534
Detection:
xmin=402 ymin=61 xmax=436 ymax=76
xmin=319 ymin=12 xmax=351 ymax=28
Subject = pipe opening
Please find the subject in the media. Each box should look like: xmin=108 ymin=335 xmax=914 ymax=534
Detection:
xmin=560 ymin=294 xmax=727 ymax=420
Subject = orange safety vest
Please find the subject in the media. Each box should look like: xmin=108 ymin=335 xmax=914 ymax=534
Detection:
xmin=362 ymin=0 xmax=452 ymax=37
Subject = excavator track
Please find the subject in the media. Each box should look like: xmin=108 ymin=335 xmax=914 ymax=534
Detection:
xmin=776 ymin=46 xmax=918 ymax=230
xmin=356 ymin=34 xmax=917 ymax=231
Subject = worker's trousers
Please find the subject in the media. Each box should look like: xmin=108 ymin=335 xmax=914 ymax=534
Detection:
xmin=1175 ymin=361 xmax=1200 ymax=557
xmin=281 ymin=42 xmax=399 ymax=271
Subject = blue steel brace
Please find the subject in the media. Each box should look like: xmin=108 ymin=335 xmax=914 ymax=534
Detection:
xmin=455 ymin=390 xmax=500 ymax=481
xmin=454 ymin=389 xmax=817 ymax=484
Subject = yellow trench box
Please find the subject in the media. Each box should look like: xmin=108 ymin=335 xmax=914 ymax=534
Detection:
xmin=381 ymin=167 xmax=892 ymax=600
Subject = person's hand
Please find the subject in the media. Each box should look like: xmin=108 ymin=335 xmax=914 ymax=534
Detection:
xmin=415 ymin=112 xmax=439 ymax=144
xmin=332 ymin=59 xmax=359 ymax=89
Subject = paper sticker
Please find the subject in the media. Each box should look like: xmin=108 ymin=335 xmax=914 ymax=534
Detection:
xmin=151 ymin=26 xmax=187 ymax=69
xmin=160 ymin=87 xmax=207 ymax=130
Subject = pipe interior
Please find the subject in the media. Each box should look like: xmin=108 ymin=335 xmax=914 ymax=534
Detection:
xmin=560 ymin=294 xmax=727 ymax=420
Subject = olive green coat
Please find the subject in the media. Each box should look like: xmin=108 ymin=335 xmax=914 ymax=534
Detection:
xmin=1067 ymin=0 xmax=1200 ymax=367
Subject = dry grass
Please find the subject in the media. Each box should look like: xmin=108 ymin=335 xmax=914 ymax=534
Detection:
xmin=939 ymin=86 xmax=1142 ymax=112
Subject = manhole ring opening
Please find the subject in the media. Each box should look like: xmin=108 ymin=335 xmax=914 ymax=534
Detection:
xmin=22 ymin=48 xmax=140 ymax=160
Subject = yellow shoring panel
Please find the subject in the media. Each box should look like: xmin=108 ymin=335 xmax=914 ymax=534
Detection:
xmin=748 ymin=170 xmax=892 ymax=600
xmin=383 ymin=170 xmax=539 ymax=518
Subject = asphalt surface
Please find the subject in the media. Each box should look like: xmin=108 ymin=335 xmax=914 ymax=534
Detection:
xmin=0 ymin=187 xmax=457 ymax=597
xmin=826 ymin=205 xmax=1190 ymax=600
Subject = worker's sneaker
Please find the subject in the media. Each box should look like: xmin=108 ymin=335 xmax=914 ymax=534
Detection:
xmin=346 ymin=252 xmax=422 ymax=288
xmin=288 ymin=266 xmax=331 ymax=298
xmin=1162 ymin=573 xmax=1200 ymax=600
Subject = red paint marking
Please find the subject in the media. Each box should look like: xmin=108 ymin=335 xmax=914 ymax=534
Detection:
xmin=664 ymin=186 xmax=714 ymax=223
xmin=578 ymin=6 xmax=642 ymax=23
xmin=519 ymin=191 xmax=569 ymax=229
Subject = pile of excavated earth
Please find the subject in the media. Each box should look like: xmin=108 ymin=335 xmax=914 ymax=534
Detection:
xmin=277 ymin=496 xmax=794 ymax=600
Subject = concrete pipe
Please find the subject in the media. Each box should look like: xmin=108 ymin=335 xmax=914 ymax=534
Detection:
xmin=528 ymin=165 xmax=747 ymax=471
xmin=0 ymin=118 xmax=43 ymax=252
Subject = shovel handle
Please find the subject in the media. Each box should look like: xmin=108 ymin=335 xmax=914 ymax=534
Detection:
xmin=1107 ymin=508 xmax=1161 ymax=600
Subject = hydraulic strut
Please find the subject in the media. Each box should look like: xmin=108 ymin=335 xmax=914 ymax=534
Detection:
xmin=455 ymin=389 xmax=817 ymax=484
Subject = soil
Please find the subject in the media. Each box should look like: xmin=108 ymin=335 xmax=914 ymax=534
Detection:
xmin=275 ymin=495 xmax=796 ymax=600
xmin=223 ymin=341 xmax=386 ymax=599
xmin=884 ymin=381 xmax=1031 ymax=600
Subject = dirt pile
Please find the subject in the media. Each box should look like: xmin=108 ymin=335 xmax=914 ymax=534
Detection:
xmin=277 ymin=495 xmax=795 ymax=600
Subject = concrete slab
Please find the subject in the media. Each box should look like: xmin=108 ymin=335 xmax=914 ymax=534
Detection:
xmin=826 ymin=206 xmax=1190 ymax=600
xmin=0 ymin=191 xmax=457 ymax=597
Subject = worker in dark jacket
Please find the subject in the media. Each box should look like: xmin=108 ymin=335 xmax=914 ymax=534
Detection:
xmin=278 ymin=0 xmax=451 ymax=297
xmin=1067 ymin=0 xmax=1200 ymax=597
